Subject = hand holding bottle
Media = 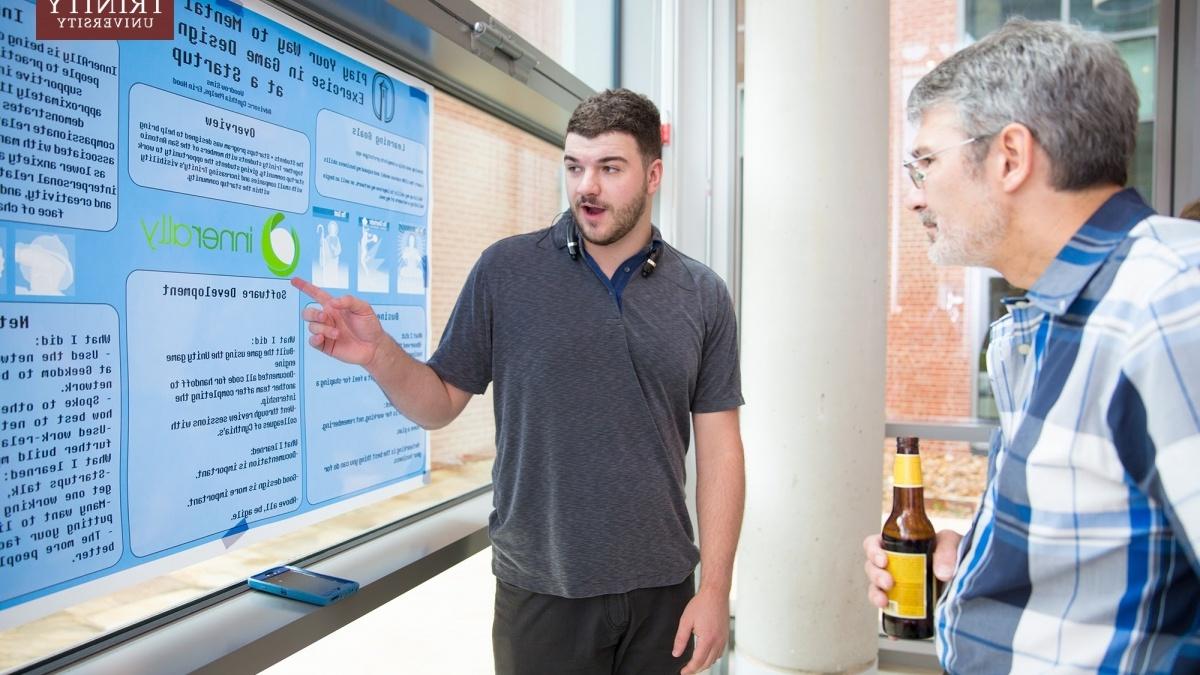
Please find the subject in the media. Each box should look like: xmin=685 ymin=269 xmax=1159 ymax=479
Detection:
xmin=863 ymin=529 xmax=962 ymax=610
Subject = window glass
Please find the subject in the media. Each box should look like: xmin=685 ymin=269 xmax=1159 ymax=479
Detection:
xmin=1118 ymin=36 xmax=1157 ymax=200
xmin=1119 ymin=37 xmax=1157 ymax=120
xmin=474 ymin=0 xmax=616 ymax=91
xmin=964 ymin=0 xmax=1060 ymax=40
xmin=1070 ymin=0 xmax=1158 ymax=33
xmin=473 ymin=0 xmax=564 ymax=60
xmin=1131 ymin=120 xmax=1156 ymax=202
xmin=882 ymin=439 xmax=983 ymax=520
xmin=0 ymin=83 xmax=562 ymax=675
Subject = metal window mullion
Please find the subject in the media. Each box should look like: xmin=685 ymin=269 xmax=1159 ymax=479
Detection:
xmin=1153 ymin=0 xmax=1180 ymax=216
xmin=613 ymin=0 xmax=623 ymax=88
xmin=885 ymin=420 xmax=996 ymax=444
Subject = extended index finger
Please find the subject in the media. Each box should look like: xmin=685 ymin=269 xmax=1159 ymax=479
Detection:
xmin=291 ymin=277 xmax=334 ymax=305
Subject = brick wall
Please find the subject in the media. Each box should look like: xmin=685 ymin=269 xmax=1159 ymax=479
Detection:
xmin=427 ymin=92 xmax=563 ymax=469
xmin=888 ymin=0 xmax=974 ymax=421
xmin=884 ymin=0 xmax=988 ymax=514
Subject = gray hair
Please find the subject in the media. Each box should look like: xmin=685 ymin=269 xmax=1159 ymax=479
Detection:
xmin=907 ymin=18 xmax=1138 ymax=190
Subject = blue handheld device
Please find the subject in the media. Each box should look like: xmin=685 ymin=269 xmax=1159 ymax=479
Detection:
xmin=247 ymin=566 xmax=359 ymax=606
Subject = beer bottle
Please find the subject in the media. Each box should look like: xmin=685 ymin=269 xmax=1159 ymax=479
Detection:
xmin=881 ymin=436 xmax=936 ymax=639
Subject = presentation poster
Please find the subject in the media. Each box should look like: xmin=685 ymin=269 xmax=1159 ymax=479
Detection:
xmin=0 ymin=0 xmax=433 ymax=625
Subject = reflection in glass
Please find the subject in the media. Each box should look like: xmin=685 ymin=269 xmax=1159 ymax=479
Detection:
xmin=1117 ymin=37 xmax=1157 ymax=120
xmin=1071 ymin=0 xmax=1158 ymax=33
xmin=963 ymin=0 xmax=1060 ymax=41
xmin=1130 ymin=120 xmax=1155 ymax=202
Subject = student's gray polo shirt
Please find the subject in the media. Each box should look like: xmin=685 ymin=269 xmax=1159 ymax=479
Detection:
xmin=426 ymin=218 xmax=743 ymax=598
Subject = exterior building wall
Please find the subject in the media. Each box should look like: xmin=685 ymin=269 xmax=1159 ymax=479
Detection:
xmin=428 ymin=92 xmax=564 ymax=468
xmin=885 ymin=0 xmax=988 ymax=515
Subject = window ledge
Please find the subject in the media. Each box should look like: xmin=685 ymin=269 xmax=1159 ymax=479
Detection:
xmin=40 ymin=491 xmax=492 ymax=675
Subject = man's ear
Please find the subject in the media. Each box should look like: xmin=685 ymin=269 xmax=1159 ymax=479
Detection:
xmin=993 ymin=122 xmax=1037 ymax=194
xmin=645 ymin=157 xmax=664 ymax=195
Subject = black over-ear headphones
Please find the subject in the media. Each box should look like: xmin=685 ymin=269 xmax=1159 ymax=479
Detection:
xmin=640 ymin=241 xmax=662 ymax=278
xmin=562 ymin=210 xmax=661 ymax=278
xmin=564 ymin=212 xmax=581 ymax=260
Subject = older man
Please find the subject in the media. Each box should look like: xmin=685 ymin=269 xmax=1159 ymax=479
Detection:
xmin=864 ymin=19 xmax=1200 ymax=674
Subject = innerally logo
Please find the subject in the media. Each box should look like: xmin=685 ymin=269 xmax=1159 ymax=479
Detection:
xmin=261 ymin=212 xmax=299 ymax=277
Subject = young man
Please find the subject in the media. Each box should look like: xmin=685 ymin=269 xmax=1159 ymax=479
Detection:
xmin=862 ymin=19 xmax=1200 ymax=674
xmin=295 ymin=89 xmax=744 ymax=674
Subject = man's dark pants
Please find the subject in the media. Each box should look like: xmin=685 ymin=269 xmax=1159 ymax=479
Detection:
xmin=493 ymin=574 xmax=695 ymax=674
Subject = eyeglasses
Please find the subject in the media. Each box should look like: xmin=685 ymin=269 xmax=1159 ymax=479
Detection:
xmin=902 ymin=136 xmax=981 ymax=189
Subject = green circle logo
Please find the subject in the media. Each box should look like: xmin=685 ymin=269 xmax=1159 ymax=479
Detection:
xmin=261 ymin=212 xmax=300 ymax=277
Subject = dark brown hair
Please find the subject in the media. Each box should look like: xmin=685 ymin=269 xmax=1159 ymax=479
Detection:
xmin=566 ymin=88 xmax=662 ymax=165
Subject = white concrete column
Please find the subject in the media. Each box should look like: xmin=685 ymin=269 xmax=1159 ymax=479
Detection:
xmin=736 ymin=2 xmax=889 ymax=673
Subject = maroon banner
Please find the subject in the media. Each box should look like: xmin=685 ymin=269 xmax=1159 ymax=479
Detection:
xmin=36 ymin=0 xmax=173 ymax=40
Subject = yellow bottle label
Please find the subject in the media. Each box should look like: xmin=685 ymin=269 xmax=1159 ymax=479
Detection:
xmin=882 ymin=551 xmax=927 ymax=619
xmin=893 ymin=454 xmax=923 ymax=488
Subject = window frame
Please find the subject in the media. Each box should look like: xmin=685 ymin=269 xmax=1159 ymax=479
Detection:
xmin=269 ymin=0 xmax=596 ymax=145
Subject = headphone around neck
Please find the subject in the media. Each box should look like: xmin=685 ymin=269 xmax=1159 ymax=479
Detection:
xmin=562 ymin=211 xmax=662 ymax=278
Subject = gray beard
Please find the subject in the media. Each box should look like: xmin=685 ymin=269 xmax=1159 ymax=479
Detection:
xmin=925 ymin=203 xmax=1006 ymax=268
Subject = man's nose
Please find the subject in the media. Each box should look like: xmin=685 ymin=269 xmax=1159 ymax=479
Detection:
xmin=574 ymin=167 xmax=599 ymax=197
xmin=902 ymin=179 xmax=926 ymax=214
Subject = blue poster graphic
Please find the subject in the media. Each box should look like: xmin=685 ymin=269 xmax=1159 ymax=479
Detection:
xmin=0 ymin=0 xmax=432 ymax=620
xmin=303 ymin=304 xmax=426 ymax=504
xmin=0 ymin=302 xmax=122 ymax=601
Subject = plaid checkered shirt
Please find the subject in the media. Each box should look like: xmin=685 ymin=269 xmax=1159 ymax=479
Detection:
xmin=936 ymin=189 xmax=1200 ymax=674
